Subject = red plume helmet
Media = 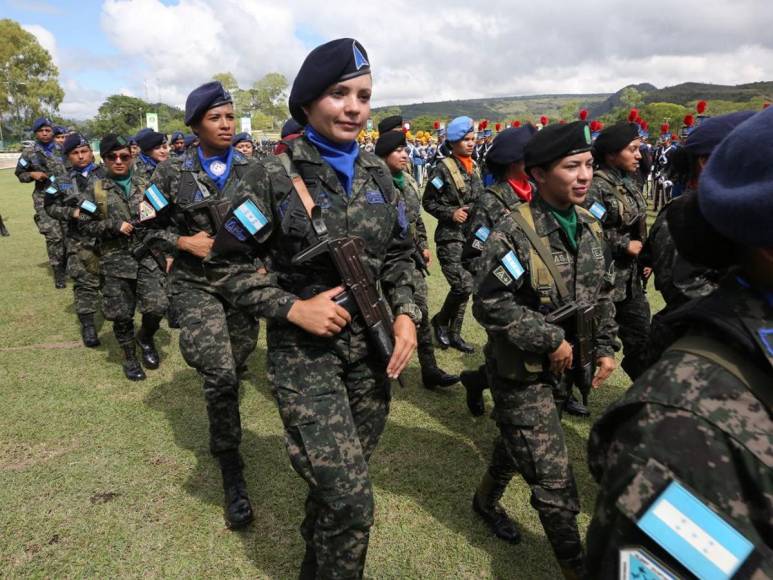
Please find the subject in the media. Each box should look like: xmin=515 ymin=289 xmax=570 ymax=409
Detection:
xmin=660 ymin=122 xmax=669 ymax=134
xmin=495 ymin=122 xmax=501 ymax=131
xmin=696 ymin=100 xmax=707 ymax=114
xmin=512 ymin=120 xmax=521 ymax=128
xmin=433 ymin=120 xmax=440 ymax=130
xmin=683 ymin=114 xmax=695 ymax=127
xmin=540 ymin=115 xmax=549 ymax=126
xmin=628 ymin=108 xmax=638 ymax=123
xmin=764 ymin=103 xmax=770 ymax=109
xmin=579 ymin=109 xmax=588 ymax=121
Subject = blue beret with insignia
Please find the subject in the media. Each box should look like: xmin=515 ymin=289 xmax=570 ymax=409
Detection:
xmin=698 ymin=107 xmax=773 ymax=247
xmin=183 ymin=134 xmax=198 ymax=147
xmin=684 ymin=110 xmax=755 ymax=156
xmin=53 ymin=125 xmax=67 ymax=136
xmin=289 ymin=38 xmax=370 ymax=125
xmin=446 ymin=116 xmax=474 ymax=142
xmin=486 ymin=125 xmax=538 ymax=166
xmin=185 ymin=81 xmax=233 ymax=126
xmin=63 ymin=132 xmax=89 ymax=155
xmin=170 ymin=131 xmax=185 ymax=143
xmin=231 ymin=132 xmax=252 ymax=145
xmin=32 ymin=117 xmax=53 ymax=132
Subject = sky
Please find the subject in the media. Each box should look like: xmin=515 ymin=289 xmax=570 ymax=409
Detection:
xmin=3 ymin=0 xmax=773 ymax=120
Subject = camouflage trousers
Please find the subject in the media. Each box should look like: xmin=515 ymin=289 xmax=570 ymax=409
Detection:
xmin=615 ymin=280 xmax=652 ymax=381
xmin=435 ymin=241 xmax=473 ymax=333
xmin=268 ymin=337 xmax=389 ymax=580
xmin=101 ymin=268 xmax=168 ymax=322
xmin=485 ymin=360 xmax=583 ymax=566
xmin=32 ymin=191 xmax=66 ymax=268
xmin=172 ymin=282 xmax=259 ymax=455
xmin=412 ymin=270 xmax=438 ymax=372
xmin=66 ymin=241 xmax=100 ymax=315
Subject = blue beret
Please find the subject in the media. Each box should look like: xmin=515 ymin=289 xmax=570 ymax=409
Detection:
xmin=698 ymin=107 xmax=773 ymax=248
xmin=446 ymin=116 xmax=474 ymax=142
xmin=485 ymin=125 xmax=538 ymax=166
xmin=137 ymin=130 xmax=166 ymax=152
xmin=289 ymin=38 xmax=370 ymax=125
xmin=232 ymin=132 xmax=251 ymax=145
xmin=99 ymin=133 xmax=129 ymax=159
xmin=185 ymin=81 xmax=233 ymax=126
xmin=170 ymin=131 xmax=185 ymax=142
xmin=684 ymin=111 xmax=755 ymax=156
xmin=53 ymin=125 xmax=67 ymax=135
xmin=32 ymin=117 xmax=53 ymax=132
xmin=281 ymin=118 xmax=303 ymax=138
xmin=525 ymin=121 xmax=592 ymax=168
xmin=62 ymin=133 xmax=89 ymax=155
xmin=183 ymin=134 xmax=198 ymax=147
xmin=134 ymin=127 xmax=153 ymax=141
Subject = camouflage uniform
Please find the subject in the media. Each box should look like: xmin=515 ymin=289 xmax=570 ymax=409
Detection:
xmin=587 ymin=275 xmax=773 ymax=578
xmin=15 ymin=142 xmax=68 ymax=269
xmin=147 ymin=148 xmax=260 ymax=458
xmin=422 ymin=156 xmax=484 ymax=338
xmin=134 ymin=155 xmax=158 ymax=181
xmin=204 ymin=136 xmax=417 ymax=579
xmin=78 ymin=170 xmax=168 ymax=346
xmin=584 ymin=166 xmax=651 ymax=380
xmin=44 ymin=164 xmax=106 ymax=316
xmin=472 ymin=196 xmax=618 ymax=573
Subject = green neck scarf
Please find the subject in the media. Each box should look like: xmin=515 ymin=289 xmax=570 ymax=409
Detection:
xmin=392 ymin=171 xmax=405 ymax=191
xmin=546 ymin=202 xmax=578 ymax=251
xmin=110 ymin=171 xmax=133 ymax=198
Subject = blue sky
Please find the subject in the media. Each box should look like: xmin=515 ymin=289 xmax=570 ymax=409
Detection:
xmin=4 ymin=0 xmax=773 ymax=120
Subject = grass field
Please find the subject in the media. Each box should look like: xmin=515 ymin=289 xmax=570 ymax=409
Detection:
xmin=0 ymin=167 xmax=663 ymax=578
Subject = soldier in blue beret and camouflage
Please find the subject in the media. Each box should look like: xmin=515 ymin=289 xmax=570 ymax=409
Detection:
xmin=134 ymin=130 xmax=169 ymax=179
xmin=587 ymin=106 xmax=773 ymax=580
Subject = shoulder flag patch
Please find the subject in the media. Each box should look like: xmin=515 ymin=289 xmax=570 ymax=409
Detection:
xmin=79 ymin=199 xmax=98 ymax=214
xmin=144 ymin=184 xmax=168 ymax=211
xmin=475 ymin=226 xmax=491 ymax=242
xmin=501 ymin=250 xmax=525 ymax=280
xmin=637 ymin=481 xmax=754 ymax=579
xmin=353 ymin=41 xmax=369 ymax=70
xmin=431 ymin=176 xmax=444 ymax=190
xmin=18 ymin=157 xmax=29 ymax=168
xmin=589 ymin=201 xmax=607 ymax=221
xmin=618 ymin=548 xmax=679 ymax=580
xmin=233 ymin=199 xmax=268 ymax=236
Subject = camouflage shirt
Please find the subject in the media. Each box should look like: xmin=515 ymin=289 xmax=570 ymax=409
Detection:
xmin=422 ymin=155 xmax=484 ymax=243
xmin=583 ymin=166 xmax=648 ymax=301
xmin=14 ymin=141 xmax=67 ymax=193
xmin=397 ymin=170 xmax=428 ymax=252
xmin=473 ymin=195 xmax=618 ymax=362
xmin=586 ymin=275 xmax=773 ymax=578
xmin=78 ymin=170 xmax=156 ymax=279
xmin=45 ymin=164 xmax=106 ymax=242
xmin=462 ymin=180 xmax=528 ymax=276
xmin=202 ymin=136 xmax=417 ymax=347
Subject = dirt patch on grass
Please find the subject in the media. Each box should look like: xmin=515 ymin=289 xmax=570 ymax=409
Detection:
xmin=0 ymin=439 xmax=80 ymax=471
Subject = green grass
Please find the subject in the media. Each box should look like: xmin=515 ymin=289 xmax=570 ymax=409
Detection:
xmin=0 ymin=168 xmax=664 ymax=578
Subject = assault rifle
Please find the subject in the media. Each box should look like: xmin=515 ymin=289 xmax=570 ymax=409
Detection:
xmin=546 ymin=301 xmax=596 ymax=406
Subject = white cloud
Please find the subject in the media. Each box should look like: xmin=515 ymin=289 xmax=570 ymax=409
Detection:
xmin=22 ymin=24 xmax=59 ymax=66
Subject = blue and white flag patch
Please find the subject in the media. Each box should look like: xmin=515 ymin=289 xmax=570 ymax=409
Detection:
xmin=18 ymin=157 xmax=29 ymax=168
xmin=45 ymin=184 xmax=58 ymax=195
xmin=589 ymin=201 xmax=607 ymax=221
xmin=637 ymin=481 xmax=753 ymax=580
xmin=475 ymin=226 xmax=491 ymax=242
xmin=365 ymin=190 xmax=385 ymax=205
xmin=501 ymin=250 xmax=525 ymax=280
xmin=619 ymin=548 xmax=679 ymax=580
xmin=431 ymin=176 xmax=444 ymax=190
xmin=144 ymin=184 xmax=168 ymax=211
xmin=233 ymin=199 xmax=268 ymax=236
xmin=79 ymin=199 xmax=98 ymax=214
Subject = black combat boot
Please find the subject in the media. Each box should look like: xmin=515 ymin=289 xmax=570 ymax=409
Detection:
xmin=564 ymin=394 xmax=590 ymax=417
xmin=460 ymin=367 xmax=487 ymax=417
xmin=53 ymin=265 xmax=67 ymax=289
xmin=218 ymin=450 xmax=254 ymax=530
xmin=430 ymin=314 xmax=451 ymax=349
xmin=78 ymin=313 xmax=100 ymax=347
xmin=557 ymin=556 xmax=587 ymax=580
xmin=448 ymin=332 xmax=475 ymax=353
xmin=136 ymin=313 xmax=161 ymax=369
xmin=298 ymin=544 xmax=317 ymax=580
xmin=0 ymin=215 xmax=9 ymax=236
xmin=121 ymin=342 xmax=146 ymax=381
xmin=472 ymin=471 xmax=521 ymax=544
xmin=421 ymin=366 xmax=460 ymax=389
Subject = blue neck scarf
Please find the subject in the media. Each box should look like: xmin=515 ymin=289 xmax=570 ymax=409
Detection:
xmin=139 ymin=152 xmax=158 ymax=171
xmin=197 ymin=146 xmax=233 ymax=191
xmin=305 ymin=126 xmax=359 ymax=196
xmin=80 ymin=162 xmax=96 ymax=177
xmin=38 ymin=140 xmax=56 ymax=155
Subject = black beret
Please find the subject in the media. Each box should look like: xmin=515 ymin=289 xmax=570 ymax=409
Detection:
xmin=62 ymin=132 xmax=89 ymax=155
xmin=486 ymin=125 xmax=537 ymax=167
xmin=698 ymin=107 xmax=773 ymax=247
xmin=185 ymin=81 xmax=233 ymax=126
xmin=232 ymin=132 xmax=252 ymax=145
xmin=134 ymin=127 xmax=152 ymax=142
xmin=667 ymin=192 xmax=736 ymax=269
xmin=289 ymin=38 xmax=370 ymax=125
xmin=378 ymin=115 xmax=402 ymax=134
xmin=99 ymin=133 xmax=129 ymax=159
xmin=684 ymin=110 xmax=755 ymax=156
xmin=281 ymin=118 xmax=303 ymax=138
xmin=593 ymin=122 xmax=640 ymax=156
xmin=525 ymin=121 xmax=592 ymax=168
xmin=375 ymin=130 xmax=406 ymax=158
xmin=137 ymin=130 xmax=166 ymax=152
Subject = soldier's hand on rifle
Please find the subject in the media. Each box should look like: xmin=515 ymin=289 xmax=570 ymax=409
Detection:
xmin=592 ymin=356 xmax=616 ymax=388
xmin=452 ymin=207 xmax=469 ymax=223
xmin=422 ymin=249 xmax=431 ymax=266
xmin=626 ymin=240 xmax=643 ymax=256
xmin=178 ymin=230 xmax=214 ymax=258
xmin=387 ymin=314 xmax=417 ymax=379
xmin=29 ymin=171 xmax=48 ymax=181
xmin=549 ymin=340 xmax=573 ymax=374
xmin=119 ymin=221 xmax=134 ymax=236
xmin=287 ymin=286 xmax=351 ymax=337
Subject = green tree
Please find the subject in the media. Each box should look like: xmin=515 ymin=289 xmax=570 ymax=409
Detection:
xmin=0 ymin=19 xmax=64 ymax=143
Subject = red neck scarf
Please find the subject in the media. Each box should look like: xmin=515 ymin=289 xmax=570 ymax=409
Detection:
xmin=508 ymin=177 xmax=533 ymax=202
xmin=454 ymin=154 xmax=474 ymax=175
